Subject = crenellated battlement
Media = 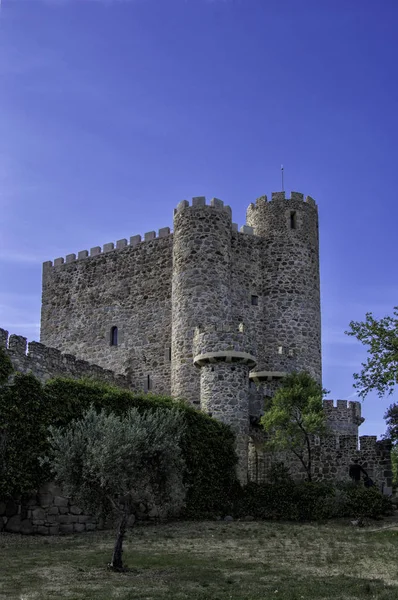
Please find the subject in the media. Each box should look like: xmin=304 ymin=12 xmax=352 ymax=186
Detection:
xmin=323 ymin=399 xmax=364 ymax=435
xmin=248 ymin=191 xmax=318 ymax=211
xmin=43 ymin=226 xmax=172 ymax=269
xmin=0 ymin=328 xmax=130 ymax=389
xmin=173 ymin=196 xmax=233 ymax=217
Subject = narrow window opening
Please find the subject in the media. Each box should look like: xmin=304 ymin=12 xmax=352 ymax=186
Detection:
xmin=278 ymin=346 xmax=283 ymax=355
xmin=110 ymin=326 xmax=118 ymax=346
xmin=164 ymin=346 xmax=172 ymax=362
xmin=290 ymin=211 xmax=297 ymax=229
xmin=147 ymin=374 xmax=152 ymax=391
xmin=251 ymin=295 xmax=258 ymax=306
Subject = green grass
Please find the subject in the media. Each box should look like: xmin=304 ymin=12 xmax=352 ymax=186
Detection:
xmin=1 ymin=520 xmax=398 ymax=600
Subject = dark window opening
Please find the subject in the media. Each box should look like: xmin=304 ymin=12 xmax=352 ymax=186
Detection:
xmin=290 ymin=211 xmax=297 ymax=229
xmin=110 ymin=326 xmax=118 ymax=346
xmin=165 ymin=347 xmax=172 ymax=362
xmin=147 ymin=374 xmax=152 ymax=391
xmin=251 ymin=295 xmax=258 ymax=306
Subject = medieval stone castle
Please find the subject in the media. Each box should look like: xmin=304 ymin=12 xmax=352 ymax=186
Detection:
xmin=0 ymin=191 xmax=392 ymax=492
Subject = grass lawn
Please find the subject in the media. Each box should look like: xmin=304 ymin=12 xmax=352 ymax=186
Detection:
xmin=1 ymin=519 xmax=398 ymax=600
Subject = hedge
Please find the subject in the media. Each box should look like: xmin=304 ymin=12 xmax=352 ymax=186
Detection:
xmin=0 ymin=368 xmax=239 ymax=516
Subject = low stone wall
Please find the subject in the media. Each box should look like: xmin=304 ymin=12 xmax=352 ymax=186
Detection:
xmin=0 ymin=482 xmax=97 ymax=535
xmin=0 ymin=328 xmax=130 ymax=389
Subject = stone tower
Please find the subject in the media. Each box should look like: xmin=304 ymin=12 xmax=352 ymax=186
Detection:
xmin=246 ymin=192 xmax=321 ymax=389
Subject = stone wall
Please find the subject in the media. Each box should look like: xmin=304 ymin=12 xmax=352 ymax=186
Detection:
xmin=0 ymin=482 xmax=97 ymax=535
xmin=0 ymin=328 xmax=130 ymax=388
xmin=41 ymin=229 xmax=174 ymax=396
xmin=248 ymin=400 xmax=393 ymax=494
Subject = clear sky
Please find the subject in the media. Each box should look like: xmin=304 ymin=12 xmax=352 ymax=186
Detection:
xmin=0 ymin=0 xmax=397 ymax=436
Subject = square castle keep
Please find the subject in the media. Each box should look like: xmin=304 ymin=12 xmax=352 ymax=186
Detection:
xmin=1 ymin=192 xmax=392 ymax=491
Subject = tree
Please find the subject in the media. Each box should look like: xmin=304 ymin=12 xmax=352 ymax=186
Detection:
xmin=45 ymin=406 xmax=186 ymax=571
xmin=260 ymin=372 xmax=328 ymax=482
xmin=384 ymin=403 xmax=398 ymax=486
xmin=346 ymin=307 xmax=398 ymax=398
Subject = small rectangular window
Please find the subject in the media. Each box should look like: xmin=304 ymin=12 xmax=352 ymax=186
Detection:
xmin=290 ymin=211 xmax=297 ymax=229
xmin=164 ymin=347 xmax=172 ymax=362
xmin=144 ymin=374 xmax=152 ymax=393
xmin=251 ymin=295 xmax=258 ymax=306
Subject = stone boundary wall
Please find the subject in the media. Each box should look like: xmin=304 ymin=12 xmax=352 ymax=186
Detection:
xmin=0 ymin=482 xmax=97 ymax=535
xmin=0 ymin=328 xmax=130 ymax=388
xmin=249 ymin=430 xmax=393 ymax=494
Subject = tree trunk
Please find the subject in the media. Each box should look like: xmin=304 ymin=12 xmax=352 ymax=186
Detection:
xmin=109 ymin=512 xmax=128 ymax=571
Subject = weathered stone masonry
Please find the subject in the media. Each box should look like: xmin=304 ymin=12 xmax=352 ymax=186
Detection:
xmin=10 ymin=190 xmax=387 ymax=491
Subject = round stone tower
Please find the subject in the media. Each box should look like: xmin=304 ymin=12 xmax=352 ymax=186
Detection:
xmin=171 ymin=197 xmax=234 ymax=404
xmin=193 ymin=322 xmax=256 ymax=483
xmin=246 ymin=191 xmax=321 ymax=386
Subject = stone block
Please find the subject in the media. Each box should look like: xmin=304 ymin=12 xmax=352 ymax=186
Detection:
xmin=32 ymin=507 xmax=46 ymax=520
xmin=144 ymin=231 xmax=156 ymax=242
xmin=65 ymin=253 xmax=76 ymax=263
xmin=130 ymin=235 xmax=141 ymax=246
xmin=5 ymin=515 xmax=21 ymax=533
xmin=57 ymin=515 xmax=71 ymax=524
xmin=210 ymin=197 xmax=224 ymax=209
xmin=78 ymin=515 xmax=92 ymax=523
xmin=25 ymin=495 xmax=38 ymax=507
xmin=38 ymin=493 xmax=53 ymax=507
xmin=49 ymin=525 xmax=60 ymax=535
xmin=46 ymin=514 xmax=56 ymax=524
xmin=74 ymin=523 xmax=85 ymax=533
xmin=59 ymin=506 xmax=69 ymax=515
xmin=70 ymin=505 xmax=82 ymax=515
xmin=48 ymin=506 xmax=59 ymax=515
xmin=192 ymin=196 xmax=206 ymax=207
xmin=85 ymin=523 xmax=96 ymax=531
xmin=54 ymin=496 xmax=68 ymax=507
xmin=116 ymin=238 xmax=127 ymax=250
xmin=20 ymin=519 xmax=34 ymax=535
xmin=90 ymin=246 xmax=101 ymax=257
xmin=59 ymin=524 xmax=74 ymax=534
xmin=37 ymin=526 xmax=50 ymax=535
xmin=32 ymin=520 xmax=45 ymax=526
xmin=78 ymin=250 xmax=89 ymax=260
xmin=70 ymin=515 xmax=79 ymax=523
xmin=54 ymin=257 xmax=64 ymax=266
xmin=158 ymin=227 xmax=170 ymax=238
xmin=240 ymin=225 xmax=254 ymax=235
xmin=176 ymin=199 xmax=189 ymax=213
xmin=103 ymin=242 xmax=115 ymax=253
xmin=0 ymin=502 xmax=6 ymax=515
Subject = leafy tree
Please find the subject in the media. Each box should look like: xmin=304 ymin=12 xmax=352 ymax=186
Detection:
xmin=260 ymin=372 xmax=328 ymax=482
xmin=45 ymin=406 xmax=186 ymax=571
xmin=384 ymin=403 xmax=398 ymax=486
xmin=346 ymin=307 xmax=398 ymax=398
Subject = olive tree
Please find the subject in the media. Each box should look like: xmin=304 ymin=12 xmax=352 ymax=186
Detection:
xmin=45 ymin=406 xmax=186 ymax=571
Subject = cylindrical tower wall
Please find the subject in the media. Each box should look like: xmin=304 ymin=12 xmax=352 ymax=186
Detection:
xmin=171 ymin=199 xmax=233 ymax=404
xmin=193 ymin=323 xmax=256 ymax=483
xmin=246 ymin=192 xmax=321 ymax=382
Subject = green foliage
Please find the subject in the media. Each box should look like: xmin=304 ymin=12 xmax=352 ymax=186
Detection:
xmin=0 ymin=373 xmax=53 ymax=498
xmin=0 ymin=375 xmax=238 ymax=513
xmin=391 ymin=446 xmax=398 ymax=487
xmin=0 ymin=347 xmax=13 ymax=385
xmin=46 ymin=406 xmax=186 ymax=519
xmin=233 ymin=481 xmax=392 ymax=521
xmin=260 ymin=372 xmax=327 ymax=482
xmin=44 ymin=378 xmax=238 ymax=516
xmin=346 ymin=307 xmax=398 ymax=398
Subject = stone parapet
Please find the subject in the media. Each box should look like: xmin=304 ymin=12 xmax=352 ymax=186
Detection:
xmin=193 ymin=323 xmax=256 ymax=368
xmin=0 ymin=328 xmax=130 ymax=388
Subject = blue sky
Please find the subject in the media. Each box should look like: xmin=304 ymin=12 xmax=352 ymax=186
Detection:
xmin=0 ymin=0 xmax=397 ymax=436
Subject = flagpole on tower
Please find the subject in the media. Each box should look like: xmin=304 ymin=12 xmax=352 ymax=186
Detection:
xmin=281 ymin=164 xmax=284 ymax=191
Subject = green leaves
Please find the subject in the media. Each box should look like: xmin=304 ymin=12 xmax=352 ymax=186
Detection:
xmin=260 ymin=372 xmax=327 ymax=481
xmin=346 ymin=306 xmax=398 ymax=398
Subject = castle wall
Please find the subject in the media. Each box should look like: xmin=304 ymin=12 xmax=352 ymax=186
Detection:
xmin=40 ymin=230 xmax=174 ymax=396
xmin=248 ymin=400 xmax=393 ymax=493
xmin=0 ymin=328 xmax=130 ymax=388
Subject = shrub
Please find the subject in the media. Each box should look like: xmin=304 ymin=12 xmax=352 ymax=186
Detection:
xmin=233 ymin=481 xmax=392 ymax=522
xmin=1 ymin=375 xmax=238 ymax=515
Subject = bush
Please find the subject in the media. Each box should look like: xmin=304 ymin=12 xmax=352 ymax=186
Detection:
xmin=233 ymin=481 xmax=392 ymax=522
xmin=1 ymin=375 xmax=239 ymax=514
